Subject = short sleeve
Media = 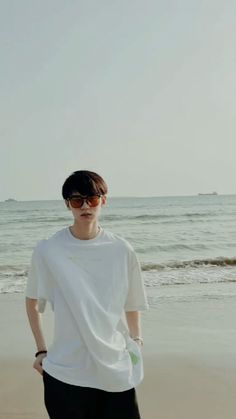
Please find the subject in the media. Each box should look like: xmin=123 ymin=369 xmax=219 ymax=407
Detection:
xmin=124 ymin=248 xmax=149 ymax=312
xmin=25 ymin=241 xmax=53 ymax=313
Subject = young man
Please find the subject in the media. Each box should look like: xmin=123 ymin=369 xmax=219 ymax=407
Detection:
xmin=25 ymin=170 xmax=149 ymax=419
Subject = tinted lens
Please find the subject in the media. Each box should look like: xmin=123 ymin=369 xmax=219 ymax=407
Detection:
xmin=69 ymin=197 xmax=84 ymax=208
xmin=87 ymin=196 xmax=101 ymax=207
xmin=69 ymin=195 xmax=101 ymax=208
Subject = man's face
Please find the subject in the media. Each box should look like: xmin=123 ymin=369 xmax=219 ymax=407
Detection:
xmin=65 ymin=193 xmax=107 ymax=223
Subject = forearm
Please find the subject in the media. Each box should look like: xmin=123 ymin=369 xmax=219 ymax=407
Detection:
xmin=125 ymin=311 xmax=142 ymax=338
xmin=25 ymin=297 xmax=47 ymax=351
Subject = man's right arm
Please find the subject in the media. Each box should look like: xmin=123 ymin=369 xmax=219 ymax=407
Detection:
xmin=25 ymin=297 xmax=47 ymax=375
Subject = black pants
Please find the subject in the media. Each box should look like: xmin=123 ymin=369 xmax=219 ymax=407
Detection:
xmin=43 ymin=370 xmax=141 ymax=419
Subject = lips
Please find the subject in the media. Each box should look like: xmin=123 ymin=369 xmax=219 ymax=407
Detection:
xmin=81 ymin=213 xmax=92 ymax=216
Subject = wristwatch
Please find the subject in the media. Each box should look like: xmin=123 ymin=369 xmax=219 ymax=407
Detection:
xmin=132 ymin=336 xmax=144 ymax=346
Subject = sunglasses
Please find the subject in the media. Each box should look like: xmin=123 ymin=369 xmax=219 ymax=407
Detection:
xmin=67 ymin=195 xmax=102 ymax=208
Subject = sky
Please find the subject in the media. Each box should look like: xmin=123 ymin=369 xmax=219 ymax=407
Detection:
xmin=1 ymin=0 xmax=236 ymax=200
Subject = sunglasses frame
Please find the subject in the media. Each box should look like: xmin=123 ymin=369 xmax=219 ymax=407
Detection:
xmin=67 ymin=194 xmax=102 ymax=208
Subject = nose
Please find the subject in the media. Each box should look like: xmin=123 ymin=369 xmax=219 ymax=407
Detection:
xmin=80 ymin=199 xmax=90 ymax=209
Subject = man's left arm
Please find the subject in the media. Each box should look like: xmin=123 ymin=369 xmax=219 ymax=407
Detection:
xmin=125 ymin=311 xmax=143 ymax=347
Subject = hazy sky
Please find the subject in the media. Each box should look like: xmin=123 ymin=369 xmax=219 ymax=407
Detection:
xmin=1 ymin=0 xmax=235 ymax=200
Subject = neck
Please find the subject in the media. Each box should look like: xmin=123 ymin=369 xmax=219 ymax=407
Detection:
xmin=69 ymin=221 xmax=100 ymax=240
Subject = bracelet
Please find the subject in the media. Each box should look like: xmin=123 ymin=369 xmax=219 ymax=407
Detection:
xmin=35 ymin=350 xmax=47 ymax=358
xmin=132 ymin=336 xmax=144 ymax=346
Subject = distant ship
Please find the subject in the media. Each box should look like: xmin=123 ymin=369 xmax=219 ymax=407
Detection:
xmin=5 ymin=198 xmax=17 ymax=202
xmin=198 ymin=192 xmax=218 ymax=196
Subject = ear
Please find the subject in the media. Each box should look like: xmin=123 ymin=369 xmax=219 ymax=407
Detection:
xmin=101 ymin=195 xmax=107 ymax=206
xmin=65 ymin=199 xmax=71 ymax=210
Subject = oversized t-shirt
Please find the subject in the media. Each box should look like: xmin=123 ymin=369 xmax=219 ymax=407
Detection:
xmin=25 ymin=227 xmax=149 ymax=392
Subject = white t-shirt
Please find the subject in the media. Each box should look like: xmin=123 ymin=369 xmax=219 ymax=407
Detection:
xmin=25 ymin=227 xmax=149 ymax=392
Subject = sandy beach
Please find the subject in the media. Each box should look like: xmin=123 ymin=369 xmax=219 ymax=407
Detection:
xmin=1 ymin=291 xmax=236 ymax=419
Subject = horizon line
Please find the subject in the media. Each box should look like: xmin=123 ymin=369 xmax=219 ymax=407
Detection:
xmin=1 ymin=193 xmax=236 ymax=202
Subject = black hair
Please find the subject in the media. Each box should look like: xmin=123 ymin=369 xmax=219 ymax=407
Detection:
xmin=62 ymin=170 xmax=108 ymax=199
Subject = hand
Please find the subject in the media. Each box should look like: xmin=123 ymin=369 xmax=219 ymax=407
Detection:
xmin=136 ymin=340 xmax=143 ymax=348
xmin=132 ymin=338 xmax=143 ymax=349
xmin=33 ymin=353 xmax=47 ymax=376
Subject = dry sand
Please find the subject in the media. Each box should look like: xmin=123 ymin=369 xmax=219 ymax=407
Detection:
xmin=1 ymin=293 xmax=236 ymax=419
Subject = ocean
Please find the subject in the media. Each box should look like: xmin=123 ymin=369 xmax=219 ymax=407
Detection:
xmin=1 ymin=195 xmax=236 ymax=305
